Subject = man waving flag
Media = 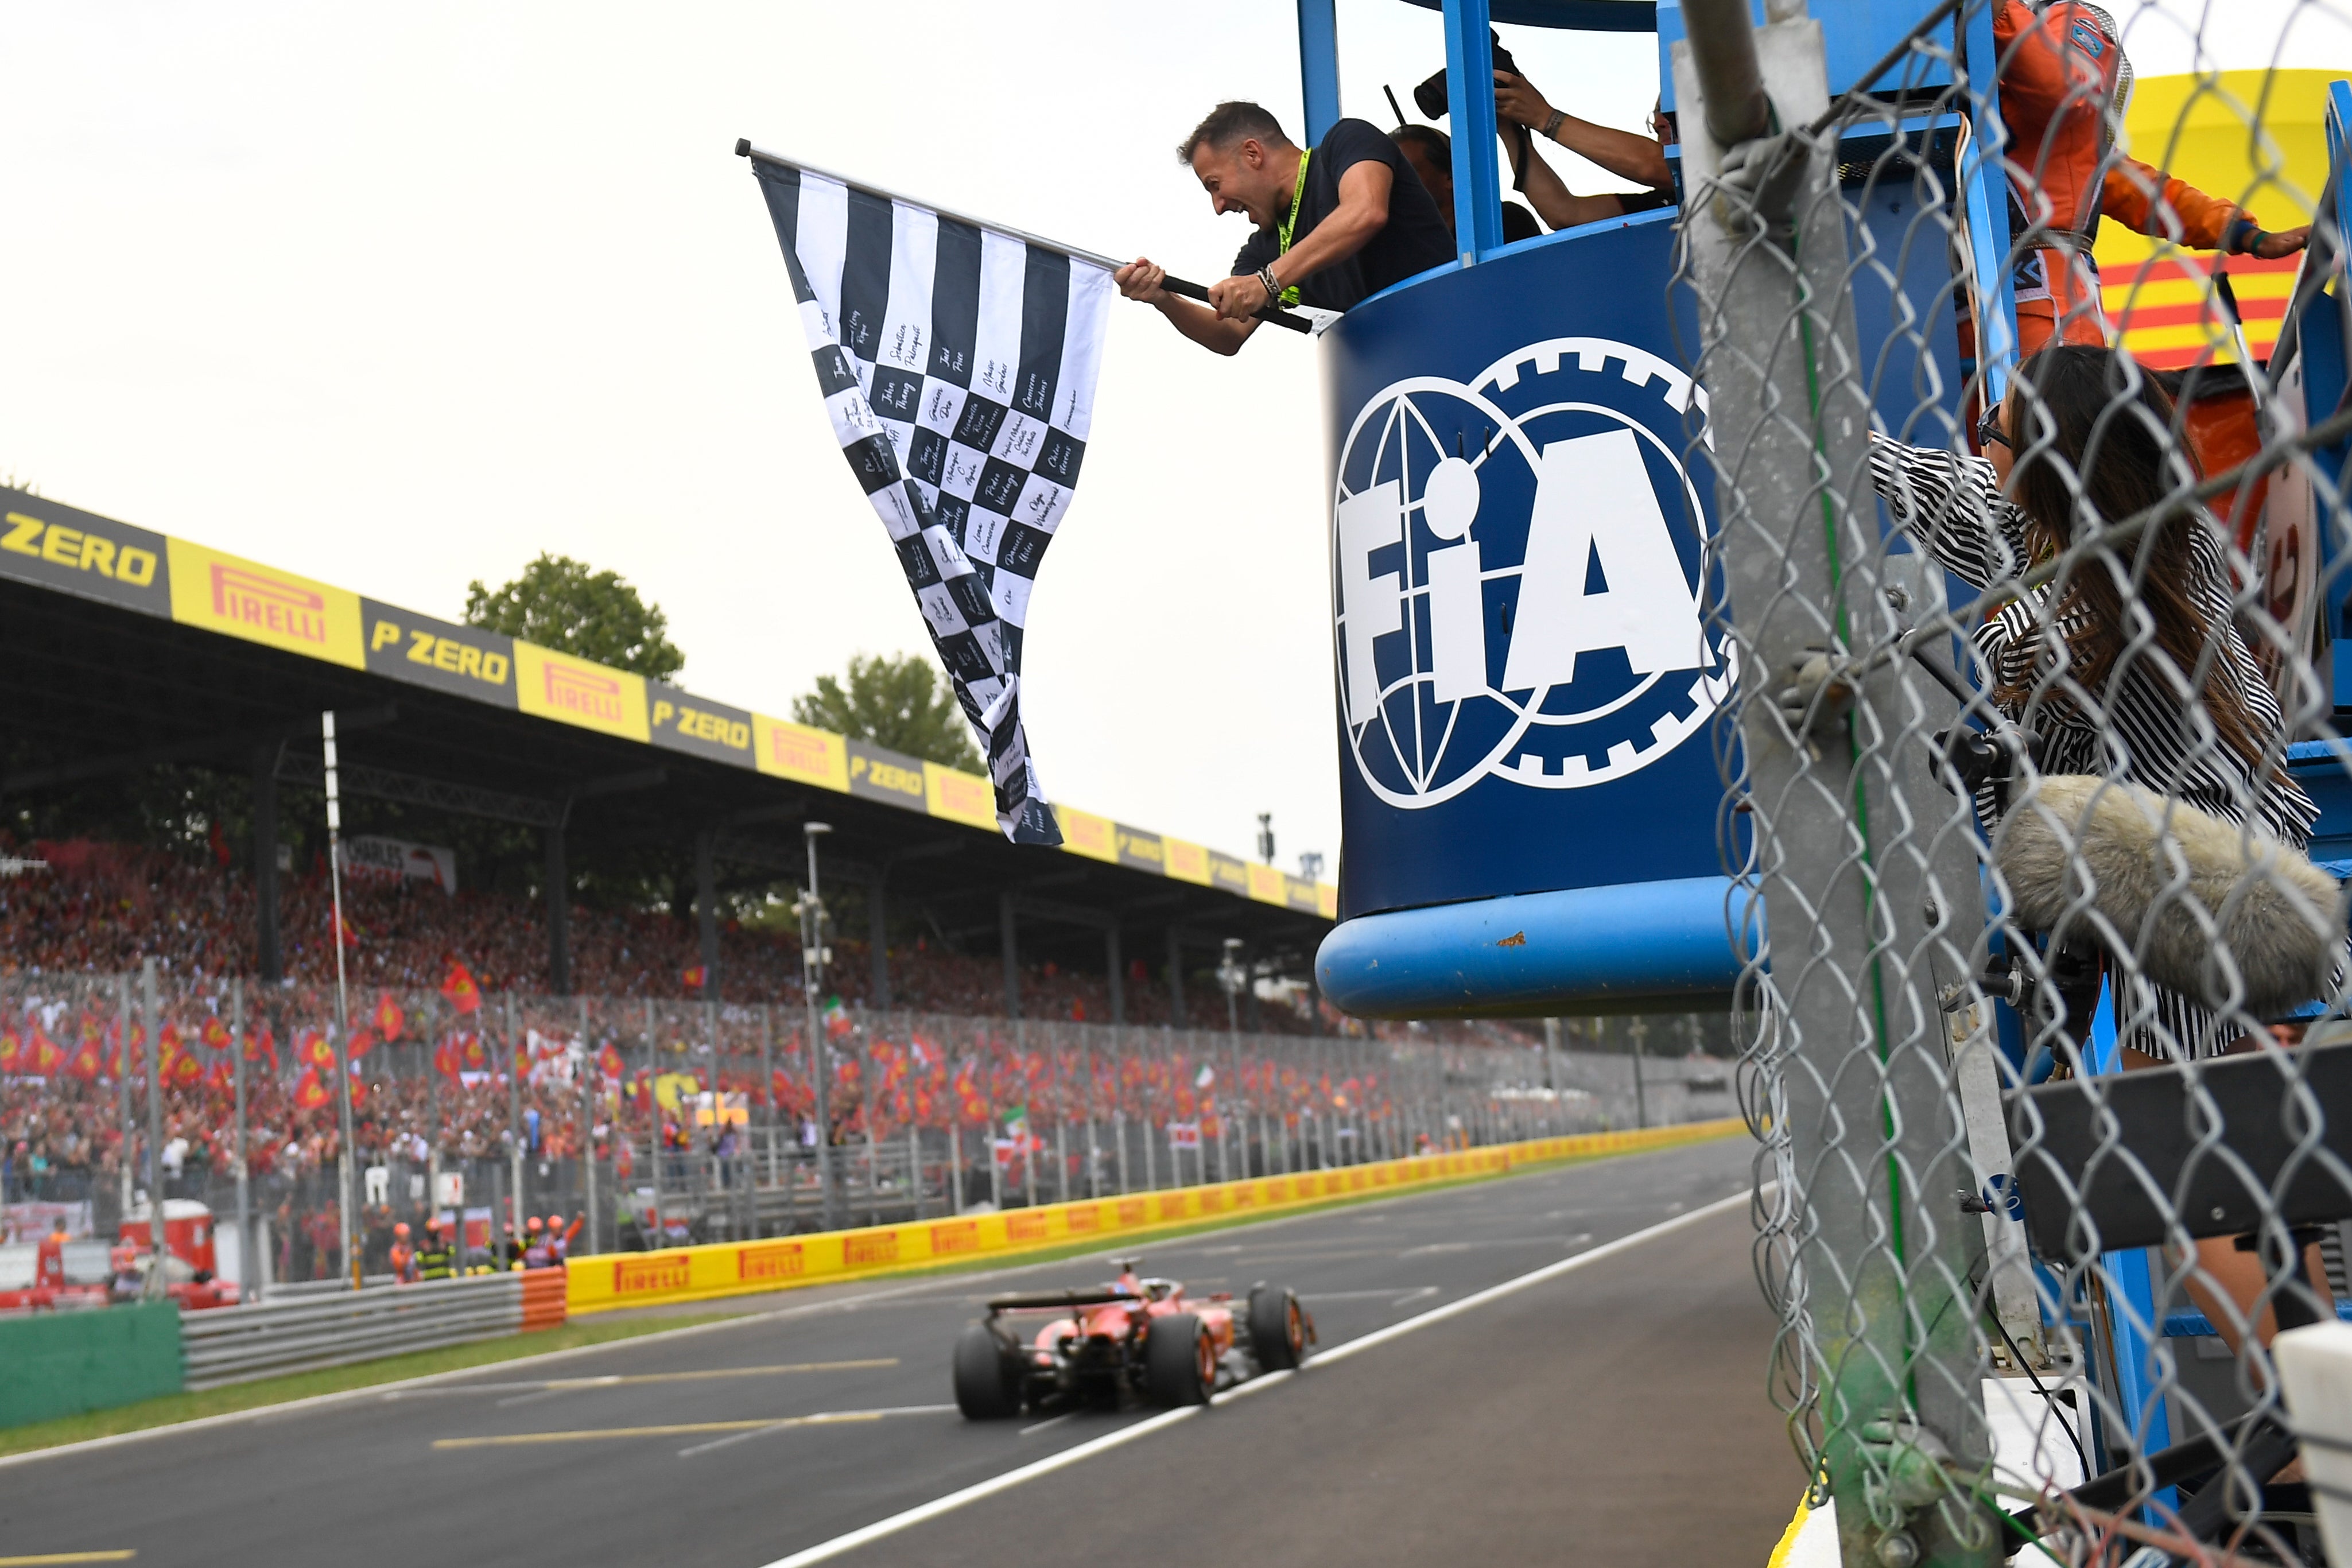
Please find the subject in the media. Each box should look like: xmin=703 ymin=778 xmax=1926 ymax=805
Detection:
xmin=743 ymin=143 xmax=1115 ymax=845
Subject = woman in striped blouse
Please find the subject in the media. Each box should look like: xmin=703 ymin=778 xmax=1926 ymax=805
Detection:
xmin=1871 ymin=343 xmax=2324 ymax=1342
xmin=1872 ymin=343 xmax=2316 ymax=1061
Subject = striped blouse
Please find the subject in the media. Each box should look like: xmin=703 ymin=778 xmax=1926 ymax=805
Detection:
xmin=1866 ymin=436 xmax=2317 ymax=1059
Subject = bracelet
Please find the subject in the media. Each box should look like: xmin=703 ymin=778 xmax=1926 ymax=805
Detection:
xmin=1258 ymin=265 xmax=1283 ymax=310
xmin=2226 ymin=216 xmax=2265 ymax=254
xmin=1541 ymin=108 xmax=1566 ymax=141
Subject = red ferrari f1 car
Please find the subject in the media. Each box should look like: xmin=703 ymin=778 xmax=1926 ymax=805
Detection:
xmin=953 ymin=1256 xmax=1313 ymax=1418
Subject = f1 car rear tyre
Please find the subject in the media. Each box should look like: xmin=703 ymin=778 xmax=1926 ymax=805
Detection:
xmin=1144 ymin=1312 xmax=1214 ymax=1407
xmin=1247 ymin=1284 xmax=1308 ymax=1371
xmin=953 ymin=1324 xmax=1022 ymax=1419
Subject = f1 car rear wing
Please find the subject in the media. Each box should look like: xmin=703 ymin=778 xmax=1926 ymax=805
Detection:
xmin=985 ymin=1289 xmax=1134 ymax=1314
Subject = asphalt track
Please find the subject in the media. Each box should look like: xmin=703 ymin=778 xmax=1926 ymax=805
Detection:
xmin=0 ymin=1137 xmax=1795 ymax=1567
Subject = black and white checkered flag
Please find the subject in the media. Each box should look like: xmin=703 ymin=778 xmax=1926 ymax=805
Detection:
xmin=750 ymin=153 xmax=1114 ymax=846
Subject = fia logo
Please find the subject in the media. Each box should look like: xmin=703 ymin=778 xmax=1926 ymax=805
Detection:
xmin=1331 ymin=337 xmax=1733 ymax=810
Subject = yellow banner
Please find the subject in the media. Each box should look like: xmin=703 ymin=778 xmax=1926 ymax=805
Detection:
xmin=1247 ymin=863 xmax=1289 ymax=905
xmin=1162 ymin=837 xmax=1212 ymax=886
xmin=753 ymin=715 xmax=849 ymax=790
xmin=1057 ymin=806 xmax=1117 ymax=863
xmin=564 ymin=1119 xmax=1744 ymax=1315
xmin=166 ymin=539 xmax=365 ymax=669
xmin=514 ymin=642 xmax=650 ymax=742
xmin=925 ymin=762 xmax=997 ymax=828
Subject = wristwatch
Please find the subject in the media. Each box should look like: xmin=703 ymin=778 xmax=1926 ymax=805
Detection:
xmin=1257 ymin=265 xmax=1282 ymax=310
xmin=1541 ymin=108 xmax=1566 ymax=141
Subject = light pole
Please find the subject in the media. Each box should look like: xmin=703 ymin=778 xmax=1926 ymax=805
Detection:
xmin=1255 ymin=813 xmax=1275 ymax=865
xmin=323 ymin=711 xmax=360 ymax=1288
xmin=1217 ymin=939 xmax=1245 ymax=1035
xmin=799 ymin=823 xmax=836 ymax=1229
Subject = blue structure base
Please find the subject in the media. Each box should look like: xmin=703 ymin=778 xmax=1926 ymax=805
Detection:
xmin=1315 ymin=875 xmax=1753 ymax=1018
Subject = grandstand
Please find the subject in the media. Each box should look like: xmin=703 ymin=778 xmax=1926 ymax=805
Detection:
xmin=0 ymin=484 xmax=1338 ymax=1026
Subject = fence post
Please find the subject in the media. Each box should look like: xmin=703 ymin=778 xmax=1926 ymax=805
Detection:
xmin=141 ymin=958 xmax=168 ymax=1302
xmin=232 ymin=978 xmax=255 ymax=1303
xmin=1674 ymin=3 xmax=1998 ymax=1561
xmin=578 ymin=995 xmax=596 ymax=1256
xmin=643 ymin=999 xmax=663 ymax=1249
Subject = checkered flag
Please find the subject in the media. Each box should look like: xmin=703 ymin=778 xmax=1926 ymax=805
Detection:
xmin=749 ymin=154 xmax=1114 ymax=846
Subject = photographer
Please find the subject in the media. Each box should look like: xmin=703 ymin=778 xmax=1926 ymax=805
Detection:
xmin=1492 ymin=71 xmax=1676 ymax=207
xmin=1391 ymin=125 xmax=1543 ymax=245
xmin=1115 ymin=102 xmax=1453 ymax=356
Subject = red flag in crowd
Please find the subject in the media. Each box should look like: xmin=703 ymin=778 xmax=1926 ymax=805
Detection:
xmin=332 ymin=908 xmax=362 ymax=948
xmin=372 ymin=992 xmax=405 ymax=1041
xmin=171 ymin=1051 xmax=201 ymax=1087
xmin=63 ymin=1035 xmax=102 ymax=1082
xmin=346 ymin=1027 xmax=376 ymax=1062
xmin=29 ymin=1027 xmax=65 ymax=1076
xmin=246 ymin=1027 xmax=278 ymax=1071
xmin=292 ymin=1067 xmax=330 ymax=1109
xmin=460 ymin=1033 xmax=488 ymax=1072
xmin=295 ymin=1028 xmax=336 ymax=1071
xmin=441 ymin=958 xmax=482 ymax=1015
xmin=433 ymin=1039 xmax=461 ymax=1082
xmin=682 ymin=964 xmax=708 ymax=992
xmin=201 ymin=1015 xmax=232 ymax=1053
xmin=204 ymin=1058 xmax=233 ymax=1091
xmin=0 ymin=1028 xmax=21 ymax=1076
xmin=598 ymin=1044 xmax=626 ymax=1081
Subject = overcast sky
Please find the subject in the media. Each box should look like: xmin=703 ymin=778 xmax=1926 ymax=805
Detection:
xmin=0 ymin=1 xmax=2338 ymax=877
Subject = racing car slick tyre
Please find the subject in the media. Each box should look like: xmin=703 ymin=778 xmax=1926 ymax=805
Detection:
xmin=1247 ymin=1284 xmax=1308 ymax=1371
xmin=1144 ymin=1312 xmax=1214 ymax=1407
xmin=953 ymin=1324 xmax=1022 ymax=1420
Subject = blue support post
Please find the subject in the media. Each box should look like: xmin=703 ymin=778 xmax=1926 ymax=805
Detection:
xmin=1297 ymin=0 xmax=1341 ymax=148
xmin=1441 ymin=0 xmax=1504 ymax=263
xmin=1957 ymin=0 xmax=2017 ymax=403
xmin=2082 ymin=980 xmax=2177 ymax=1502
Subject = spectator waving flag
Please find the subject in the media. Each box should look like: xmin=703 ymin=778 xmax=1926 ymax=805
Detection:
xmin=744 ymin=146 xmax=1116 ymax=846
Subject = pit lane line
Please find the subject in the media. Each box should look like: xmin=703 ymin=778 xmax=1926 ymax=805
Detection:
xmin=754 ymin=1189 xmax=1750 ymax=1568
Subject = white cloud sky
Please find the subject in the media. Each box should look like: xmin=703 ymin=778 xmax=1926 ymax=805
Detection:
xmin=0 ymin=1 xmax=2342 ymax=879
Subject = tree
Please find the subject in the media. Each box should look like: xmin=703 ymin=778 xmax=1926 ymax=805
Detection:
xmin=792 ymin=653 xmax=982 ymax=771
xmin=463 ymin=554 xmax=686 ymax=681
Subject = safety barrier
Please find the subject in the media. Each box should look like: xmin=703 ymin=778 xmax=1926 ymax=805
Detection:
xmin=0 ymin=1302 xmax=181 ymax=1428
xmin=565 ymin=1117 xmax=1744 ymax=1315
xmin=180 ymin=1268 xmax=567 ymax=1391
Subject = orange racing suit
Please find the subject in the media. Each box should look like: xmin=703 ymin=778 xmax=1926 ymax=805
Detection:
xmin=1993 ymin=0 xmax=2260 ymax=356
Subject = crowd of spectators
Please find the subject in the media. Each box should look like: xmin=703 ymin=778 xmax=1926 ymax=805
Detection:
xmin=0 ymin=833 xmax=1404 ymax=1036
xmin=2 ymin=833 xmax=1551 ymax=1256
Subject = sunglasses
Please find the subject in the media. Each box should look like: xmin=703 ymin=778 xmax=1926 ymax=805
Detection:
xmin=1976 ymin=406 xmax=2011 ymax=451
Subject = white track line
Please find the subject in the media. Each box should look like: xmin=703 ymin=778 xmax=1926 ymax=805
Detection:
xmin=752 ymin=1190 xmax=1746 ymax=1567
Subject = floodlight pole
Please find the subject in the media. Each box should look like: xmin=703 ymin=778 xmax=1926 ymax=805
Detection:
xmin=802 ymin=822 xmax=836 ymax=1230
xmin=323 ymin=711 xmax=359 ymax=1288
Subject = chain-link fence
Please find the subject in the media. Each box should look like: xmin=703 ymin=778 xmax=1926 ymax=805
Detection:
xmin=0 ymin=968 xmax=1726 ymax=1298
xmin=1673 ymin=0 xmax=2352 ymax=1561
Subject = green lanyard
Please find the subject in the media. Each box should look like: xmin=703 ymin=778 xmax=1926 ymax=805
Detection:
xmin=1271 ymin=149 xmax=1310 ymax=307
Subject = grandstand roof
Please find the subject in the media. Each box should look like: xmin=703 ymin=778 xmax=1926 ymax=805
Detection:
xmin=0 ymin=484 xmax=1333 ymax=974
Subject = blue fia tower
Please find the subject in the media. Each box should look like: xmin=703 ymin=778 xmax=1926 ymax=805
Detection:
xmin=1307 ymin=0 xmax=2005 ymax=1018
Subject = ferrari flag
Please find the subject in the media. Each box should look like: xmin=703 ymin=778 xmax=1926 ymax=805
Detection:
xmin=748 ymin=152 xmax=1114 ymax=845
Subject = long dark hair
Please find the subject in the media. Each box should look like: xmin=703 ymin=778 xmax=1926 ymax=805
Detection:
xmin=1998 ymin=344 xmax=2269 ymax=774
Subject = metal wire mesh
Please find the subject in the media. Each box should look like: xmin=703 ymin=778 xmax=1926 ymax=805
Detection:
xmin=1674 ymin=1 xmax=2352 ymax=1561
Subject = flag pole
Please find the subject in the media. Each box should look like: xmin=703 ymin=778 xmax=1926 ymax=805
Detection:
xmin=734 ymin=140 xmax=1319 ymax=336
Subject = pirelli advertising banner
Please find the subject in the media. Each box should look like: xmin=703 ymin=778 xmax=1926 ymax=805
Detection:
xmin=564 ymin=1120 xmax=1744 ymax=1314
xmin=0 ymin=484 xmax=1336 ymax=917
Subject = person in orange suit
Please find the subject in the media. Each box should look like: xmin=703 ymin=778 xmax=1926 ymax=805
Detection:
xmin=1990 ymin=0 xmax=2308 ymax=359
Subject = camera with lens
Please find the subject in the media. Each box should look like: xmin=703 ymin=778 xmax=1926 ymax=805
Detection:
xmin=1412 ymin=29 xmax=1520 ymax=119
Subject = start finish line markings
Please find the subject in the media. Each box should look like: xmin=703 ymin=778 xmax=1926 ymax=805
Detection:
xmin=432 ymin=1404 xmax=957 ymax=1451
